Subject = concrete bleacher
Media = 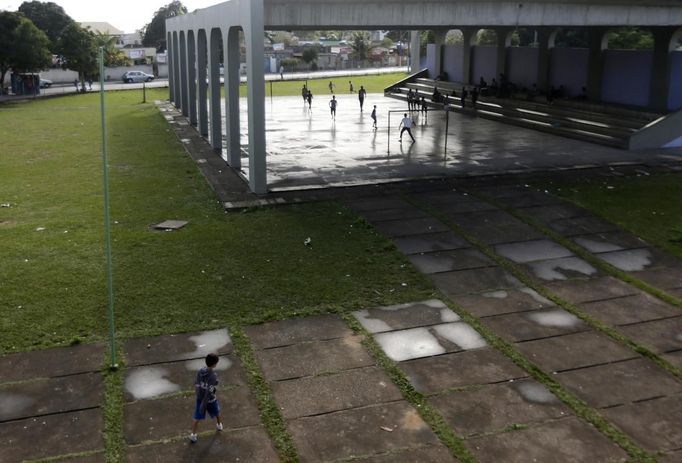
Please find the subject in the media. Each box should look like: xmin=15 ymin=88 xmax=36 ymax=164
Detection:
xmin=386 ymin=77 xmax=662 ymax=149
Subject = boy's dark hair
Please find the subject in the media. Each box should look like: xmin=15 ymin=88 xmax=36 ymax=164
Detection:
xmin=205 ymin=353 xmax=219 ymax=367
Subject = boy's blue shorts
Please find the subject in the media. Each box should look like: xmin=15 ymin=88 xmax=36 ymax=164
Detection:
xmin=193 ymin=398 xmax=220 ymax=420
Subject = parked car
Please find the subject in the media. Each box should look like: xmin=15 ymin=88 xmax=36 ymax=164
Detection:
xmin=122 ymin=71 xmax=154 ymax=83
xmin=39 ymin=78 xmax=52 ymax=88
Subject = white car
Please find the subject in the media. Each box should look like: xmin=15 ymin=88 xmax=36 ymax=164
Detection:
xmin=39 ymin=78 xmax=52 ymax=88
xmin=122 ymin=71 xmax=154 ymax=83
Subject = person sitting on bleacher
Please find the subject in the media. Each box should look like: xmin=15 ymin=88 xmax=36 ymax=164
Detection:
xmin=432 ymin=87 xmax=442 ymax=104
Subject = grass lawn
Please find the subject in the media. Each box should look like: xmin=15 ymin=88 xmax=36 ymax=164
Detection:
xmin=541 ymin=173 xmax=682 ymax=258
xmin=0 ymin=87 xmax=433 ymax=353
xmin=237 ymin=71 xmax=407 ymax=97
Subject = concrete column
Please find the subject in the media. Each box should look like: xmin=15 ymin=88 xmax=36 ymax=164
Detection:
xmin=432 ymin=29 xmax=447 ymax=78
xmin=536 ymin=28 xmax=553 ymax=92
xmin=410 ymin=30 xmax=421 ymax=72
xmin=495 ymin=27 xmax=513 ymax=79
xmin=245 ymin=0 xmax=267 ymax=194
xmin=197 ymin=30 xmax=208 ymax=137
xmin=167 ymin=31 xmax=174 ymax=104
xmin=208 ymin=28 xmax=223 ymax=152
xmin=179 ymin=32 xmax=189 ymax=117
xmin=172 ymin=32 xmax=181 ymax=109
xmin=649 ymin=27 xmax=675 ymax=112
xmin=587 ymin=27 xmax=608 ymax=102
xmin=187 ymin=31 xmax=197 ymax=126
xmin=461 ymin=28 xmax=476 ymax=85
xmin=225 ymin=28 xmax=241 ymax=169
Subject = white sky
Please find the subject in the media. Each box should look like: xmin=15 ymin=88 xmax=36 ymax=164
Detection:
xmin=1 ymin=1 xmax=220 ymax=33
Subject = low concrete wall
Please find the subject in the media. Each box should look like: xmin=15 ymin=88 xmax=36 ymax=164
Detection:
xmin=550 ymin=48 xmax=588 ymax=98
xmin=38 ymin=69 xmax=79 ymax=83
xmin=669 ymin=51 xmax=682 ymax=111
xmin=157 ymin=64 xmax=169 ymax=78
xmin=602 ymin=50 xmax=653 ymax=107
xmin=507 ymin=47 xmax=538 ymax=90
xmin=442 ymin=44 xmax=464 ymax=82
xmin=104 ymin=65 xmax=154 ymax=81
xmin=629 ymin=108 xmax=682 ymax=149
xmin=472 ymin=46 xmax=497 ymax=85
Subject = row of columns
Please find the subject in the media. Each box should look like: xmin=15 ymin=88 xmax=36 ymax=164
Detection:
xmin=429 ymin=26 xmax=680 ymax=112
xmin=166 ymin=17 xmax=267 ymax=194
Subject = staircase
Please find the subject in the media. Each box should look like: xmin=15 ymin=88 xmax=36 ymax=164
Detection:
xmin=386 ymin=75 xmax=663 ymax=149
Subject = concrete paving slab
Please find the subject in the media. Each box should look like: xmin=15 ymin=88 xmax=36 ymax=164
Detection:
xmin=601 ymin=395 xmax=682 ymax=452
xmin=344 ymin=197 xmax=414 ymax=212
xmin=436 ymin=200 xmax=499 ymax=215
xmin=480 ymin=308 xmax=587 ymax=343
xmin=617 ymin=316 xmax=682 ymax=354
xmin=516 ymin=203 xmax=589 ymax=223
xmin=431 ymin=267 xmax=523 ymax=296
xmin=631 ymin=266 xmax=682 ymax=290
xmin=669 ymin=288 xmax=682 ymax=299
xmin=524 ymin=256 xmax=600 ymax=282
xmin=448 ymin=210 xmax=520 ymax=229
xmin=125 ymin=425 xmax=279 ymax=462
xmin=545 ymin=276 xmax=640 ymax=304
xmin=0 ymin=373 xmax=101 ymax=422
xmin=400 ymin=348 xmax=528 ymax=395
xmin=578 ymin=294 xmax=681 ymax=326
xmin=392 ymin=231 xmax=470 ymax=254
xmin=255 ymin=335 xmax=374 ymax=381
xmin=407 ymin=249 xmax=493 ymax=274
xmin=477 ymin=223 xmax=546 ymax=245
xmin=123 ymin=388 xmax=260 ymax=444
xmin=372 ymin=217 xmax=450 ymax=238
xmin=451 ymin=287 xmax=555 ymax=318
xmin=350 ymin=445 xmax=457 ymax=462
xmin=124 ymin=329 xmax=232 ymax=367
xmin=153 ymin=220 xmax=188 ymax=230
xmin=556 ymin=358 xmax=682 ymax=408
xmin=491 ymin=190 xmax=566 ymax=209
xmin=272 ymin=366 xmax=403 ymax=419
xmin=430 ymin=379 xmax=570 ymax=436
xmin=572 ymin=231 xmax=649 ymax=253
xmin=547 ymin=216 xmax=620 ymax=236
xmin=660 ymin=450 xmax=682 ymax=463
xmin=374 ymin=322 xmax=487 ymax=362
xmin=53 ymin=453 xmax=106 ymax=462
xmin=410 ymin=190 xmax=477 ymax=205
xmin=466 ymin=416 xmax=627 ymax=462
xmin=245 ymin=314 xmax=351 ymax=349
xmin=0 ymin=408 xmax=103 ymax=462
xmin=516 ymin=331 xmax=638 ymax=372
xmin=494 ymin=239 xmax=574 ymax=263
xmin=354 ymin=299 xmax=458 ymax=333
xmin=287 ymin=401 xmax=439 ymax=462
xmin=359 ymin=206 xmax=430 ymax=222
xmin=0 ymin=343 xmax=104 ymax=383
xmin=123 ymin=355 xmax=245 ymax=402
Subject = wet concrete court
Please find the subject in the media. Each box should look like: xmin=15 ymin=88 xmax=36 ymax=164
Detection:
xmin=224 ymin=93 xmax=682 ymax=190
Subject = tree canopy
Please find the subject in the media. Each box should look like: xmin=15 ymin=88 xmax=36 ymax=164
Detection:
xmin=57 ymin=22 xmax=97 ymax=86
xmin=142 ymin=1 xmax=187 ymax=51
xmin=350 ymin=32 xmax=372 ymax=62
xmin=93 ymin=31 xmax=130 ymax=67
xmin=18 ymin=1 xmax=74 ymax=52
xmin=0 ymin=11 xmax=52 ymax=94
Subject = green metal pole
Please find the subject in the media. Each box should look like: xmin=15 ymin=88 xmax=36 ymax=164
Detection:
xmin=99 ymin=47 xmax=117 ymax=368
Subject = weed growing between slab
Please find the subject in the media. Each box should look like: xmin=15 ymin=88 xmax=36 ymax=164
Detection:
xmin=103 ymin=352 xmax=125 ymax=463
xmin=340 ymin=313 xmax=478 ymax=463
xmin=403 ymin=195 xmax=657 ymax=463
xmin=229 ymin=327 xmax=298 ymax=463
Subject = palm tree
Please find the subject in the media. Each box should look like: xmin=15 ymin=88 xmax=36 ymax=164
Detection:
xmin=93 ymin=31 xmax=129 ymax=66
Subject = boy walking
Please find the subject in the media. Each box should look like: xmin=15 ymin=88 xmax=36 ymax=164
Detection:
xmin=358 ymin=85 xmax=367 ymax=111
xmin=189 ymin=353 xmax=223 ymax=443
xmin=370 ymin=105 xmax=377 ymax=130
xmin=329 ymin=95 xmax=337 ymax=120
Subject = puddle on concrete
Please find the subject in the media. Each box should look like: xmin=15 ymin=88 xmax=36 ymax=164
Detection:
xmin=514 ymin=381 xmax=560 ymax=404
xmin=353 ymin=300 xmax=456 ymax=333
xmin=573 ymin=237 xmax=623 ymax=253
xmin=599 ymin=249 xmax=652 ymax=272
xmin=440 ymin=308 xmax=461 ymax=323
xmin=519 ymin=287 xmax=555 ymax=306
xmin=433 ymin=323 xmax=487 ymax=350
xmin=185 ymin=356 xmax=233 ymax=372
xmin=495 ymin=240 xmax=573 ymax=263
xmin=354 ymin=309 xmax=393 ymax=333
xmin=528 ymin=257 xmax=597 ymax=281
xmin=0 ymin=393 xmax=34 ymax=419
xmin=125 ymin=367 xmax=181 ymax=400
xmin=374 ymin=328 xmax=445 ymax=362
xmin=526 ymin=309 xmax=581 ymax=328
xmin=483 ymin=290 xmax=509 ymax=299
xmin=184 ymin=329 xmax=231 ymax=358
